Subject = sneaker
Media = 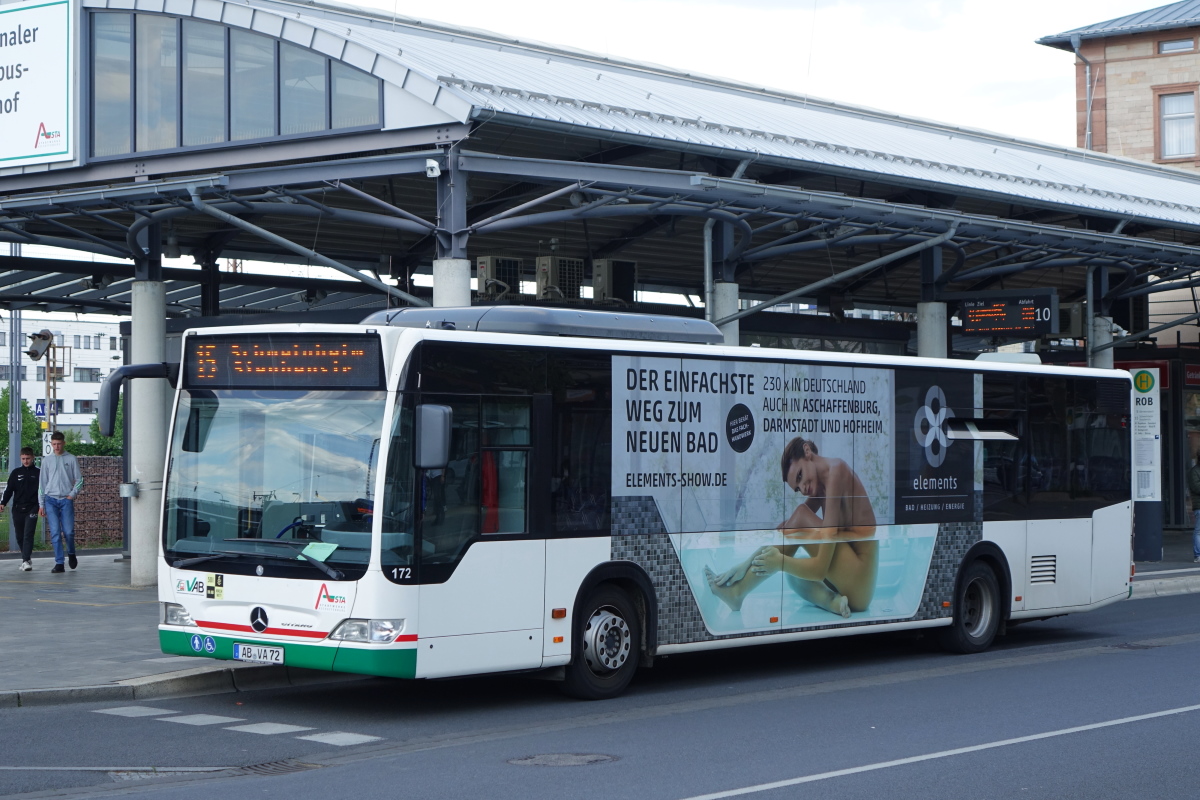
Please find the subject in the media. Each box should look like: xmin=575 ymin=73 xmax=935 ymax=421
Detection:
xmin=20 ymin=561 xmax=31 ymax=572
xmin=50 ymin=563 xmax=64 ymax=573
xmin=1194 ymin=557 xmax=1200 ymax=563
xmin=68 ymin=553 xmax=77 ymax=570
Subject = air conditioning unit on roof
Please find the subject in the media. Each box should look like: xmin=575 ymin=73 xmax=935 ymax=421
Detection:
xmin=535 ymin=256 xmax=584 ymax=300
xmin=592 ymin=259 xmax=636 ymax=303
xmin=476 ymin=256 xmax=524 ymax=298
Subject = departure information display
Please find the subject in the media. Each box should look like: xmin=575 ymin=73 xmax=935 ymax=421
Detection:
xmin=183 ymin=334 xmax=383 ymax=389
xmin=959 ymin=292 xmax=1057 ymax=336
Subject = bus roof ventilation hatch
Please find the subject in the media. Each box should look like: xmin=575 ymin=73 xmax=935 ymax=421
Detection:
xmin=974 ymin=352 xmax=1043 ymax=365
xmin=360 ymin=306 xmax=724 ymax=345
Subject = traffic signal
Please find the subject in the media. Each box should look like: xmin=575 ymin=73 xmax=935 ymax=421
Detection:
xmin=25 ymin=330 xmax=52 ymax=361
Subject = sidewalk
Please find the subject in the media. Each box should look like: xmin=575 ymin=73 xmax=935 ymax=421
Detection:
xmin=0 ymin=554 xmax=354 ymax=708
xmin=1 ymin=535 xmax=1197 ymax=709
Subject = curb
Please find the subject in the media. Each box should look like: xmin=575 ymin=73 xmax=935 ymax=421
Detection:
xmin=1130 ymin=575 xmax=1200 ymax=599
xmin=0 ymin=662 xmax=365 ymax=709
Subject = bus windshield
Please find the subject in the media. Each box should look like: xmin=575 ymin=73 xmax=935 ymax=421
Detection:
xmin=163 ymin=388 xmax=386 ymax=579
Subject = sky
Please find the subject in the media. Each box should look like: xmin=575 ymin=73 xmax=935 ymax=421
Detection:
xmin=354 ymin=0 xmax=1160 ymax=147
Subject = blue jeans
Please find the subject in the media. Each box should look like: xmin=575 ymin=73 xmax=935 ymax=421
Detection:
xmin=44 ymin=496 xmax=75 ymax=565
xmin=1193 ymin=510 xmax=1200 ymax=559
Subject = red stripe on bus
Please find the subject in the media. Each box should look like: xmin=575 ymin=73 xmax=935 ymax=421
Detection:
xmin=197 ymin=620 xmax=330 ymax=639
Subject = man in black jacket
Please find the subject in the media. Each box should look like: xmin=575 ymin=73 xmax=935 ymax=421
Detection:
xmin=1 ymin=447 xmax=40 ymax=571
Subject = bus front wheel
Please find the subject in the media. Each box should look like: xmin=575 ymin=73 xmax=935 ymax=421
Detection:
xmin=561 ymin=585 xmax=641 ymax=700
xmin=941 ymin=560 xmax=1001 ymax=655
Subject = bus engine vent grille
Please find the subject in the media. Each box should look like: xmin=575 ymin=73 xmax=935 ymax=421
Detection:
xmin=1030 ymin=554 xmax=1057 ymax=584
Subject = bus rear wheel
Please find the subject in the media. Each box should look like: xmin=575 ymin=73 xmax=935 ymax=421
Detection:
xmin=941 ymin=560 xmax=1001 ymax=655
xmin=561 ymin=585 xmax=641 ymax=700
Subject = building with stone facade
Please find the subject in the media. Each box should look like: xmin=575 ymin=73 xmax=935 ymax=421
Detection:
xmin=1041 ymin=3 xmax=1200 ymax=346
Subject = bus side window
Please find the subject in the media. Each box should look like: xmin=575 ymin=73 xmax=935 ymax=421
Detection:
xmin=981 ymin=375 xmax=1026 ymax=522
xmin=549 ymin=351 xmax=612 ymax=535
xmin=481 ymin=399 xmax=530 ymax=534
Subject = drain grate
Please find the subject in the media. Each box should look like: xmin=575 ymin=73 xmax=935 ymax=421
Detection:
xmin=508 ymin=754 xmax=617 ymax=767
xmin=236 ymin=760 xmax=321 ymax=777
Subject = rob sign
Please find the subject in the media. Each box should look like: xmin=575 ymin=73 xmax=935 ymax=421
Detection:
xmin=0 ymin=0 xmax=73 ymax=166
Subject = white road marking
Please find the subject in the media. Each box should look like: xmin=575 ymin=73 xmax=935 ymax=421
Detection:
xmin=0 ymin=766 xmax=231 ymax=772
xmin=92 ymin=707 xmax=177 ymax=718
xmin=1135 ymin=567 xmax=1200 ymax=577
xmin=676 ymin=702 xmax=1200 ymax=800
xmin=225 ymin=722 xmax=315 ymax=735
xmin=160 ymin=714 xmax=246 ymax=726
xmin=297 ymin=732 xmax=383 ymax=746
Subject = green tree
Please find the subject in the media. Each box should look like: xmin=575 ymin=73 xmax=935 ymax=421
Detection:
xmin=81 ymin=396 xmax=123 ymax=456
xmin=0 ymin=386 xmax=43 ymax=455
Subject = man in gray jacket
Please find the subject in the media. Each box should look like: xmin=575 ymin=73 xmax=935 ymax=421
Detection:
xmin=39 ymin=431 xmax=83 ymax=573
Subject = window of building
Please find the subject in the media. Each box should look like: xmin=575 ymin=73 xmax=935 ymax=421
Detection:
xmin=37 ymin=366 xmax=66 ymax=381
xmin=74 ymin=399 xmax=98 ymax=414
xmin=90 ymin=12 xmax=381 ymax=157
xmin=74 ymin=368 xmax=103 ymax=383
xmin=0 ymin=365 xmax=27 ymax=380
xmin=1161 ymin=92 xmax=1196 ymax=158
xmin=1160 ymin=38 xmax=1195 ymax=54
xmin=109 ymin=337 xmax=118 ymax=350
xmin=0 ymin=332 xmax=5 ymax=347
xmin=38 ymin=399 xmax=64 ymax=415
xmin=73 ymin=335 xmax=81 ymax=349
xmin=54 ymin=333 xmax=63 ymax=347
xmin=94 ymin=336 xmax=101 ymax=349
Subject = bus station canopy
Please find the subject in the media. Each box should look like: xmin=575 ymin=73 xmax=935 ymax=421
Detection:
xmin=2 ymin=0 xmax=1200 ymax=333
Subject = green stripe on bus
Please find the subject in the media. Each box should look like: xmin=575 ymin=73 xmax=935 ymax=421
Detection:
xmin=158 ymin=629 xmax=417 ymax=678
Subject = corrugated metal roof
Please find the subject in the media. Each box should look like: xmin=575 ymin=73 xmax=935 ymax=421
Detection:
xmin=1038 ymin=1 xmax=1200 ymax=50
xmin=103 ymin=0 xmax=1200 ymax=233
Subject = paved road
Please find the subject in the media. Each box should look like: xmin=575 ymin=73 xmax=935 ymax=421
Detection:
xmin=4 ymin=592 xmax=1200 ymax=799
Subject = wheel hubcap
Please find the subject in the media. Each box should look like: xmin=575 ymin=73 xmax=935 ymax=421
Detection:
xmin=582 ymin=607 xmax=632 ymax=674
xmin=962 ymin=577 xmax=995 ymax=640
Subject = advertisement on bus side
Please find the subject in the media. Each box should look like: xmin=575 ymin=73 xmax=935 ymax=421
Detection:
xmin=612 ymin=356 xmax=972 ymax=636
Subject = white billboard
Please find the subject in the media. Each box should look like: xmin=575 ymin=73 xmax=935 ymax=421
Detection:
xmin=0 ymin=0 xmax=73 ymax=166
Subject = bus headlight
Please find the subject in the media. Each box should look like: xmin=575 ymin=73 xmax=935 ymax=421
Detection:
xmin=161 ymin=603 xmax=197 ymax=627
xmin=328 ymin=618 xmax=405 ymax=643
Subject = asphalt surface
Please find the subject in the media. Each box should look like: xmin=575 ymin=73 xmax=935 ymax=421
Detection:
xmin=3 ymin=591 xmax=1200 ymax=799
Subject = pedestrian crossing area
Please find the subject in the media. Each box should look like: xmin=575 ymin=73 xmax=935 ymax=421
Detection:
xmin=92 ymin=706 xmax=383 ymax=746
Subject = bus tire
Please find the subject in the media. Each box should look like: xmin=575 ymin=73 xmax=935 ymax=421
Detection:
xmin=561 ymin=584 xmax=641 ymax=700
xmin=941 ymin=560 xmax=1001 ymax=655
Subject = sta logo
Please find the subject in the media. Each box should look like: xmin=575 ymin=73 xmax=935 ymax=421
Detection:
xmin=34 ymin=122 xmax=61 ymax=149
xmin=176 ymin=577 xmax=205 ymax=594
xmin=315 ymin=583 xmax=347 ymax=611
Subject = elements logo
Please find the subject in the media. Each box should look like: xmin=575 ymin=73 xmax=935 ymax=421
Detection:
xmin=315 ymin=583 xmax=347 ymax=611
xmin=34 ymin=122 xmax=61 ymax=149
xmin=176 ymin=577 xmax=205 ymax=595
xmin=913 ymin=385 xmax=954 ymax=468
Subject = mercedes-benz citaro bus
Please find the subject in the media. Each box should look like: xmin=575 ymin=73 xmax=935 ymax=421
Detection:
xmin=102 ymin=307 xmax=1134 ymax=700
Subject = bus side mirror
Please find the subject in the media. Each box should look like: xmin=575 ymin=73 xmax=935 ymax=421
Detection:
xmin=414 ymin=404 xmax=452 ymax=469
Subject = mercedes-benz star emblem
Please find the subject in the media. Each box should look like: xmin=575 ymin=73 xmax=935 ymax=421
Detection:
xmin=250 ymin=607 xmax=269 ymax=633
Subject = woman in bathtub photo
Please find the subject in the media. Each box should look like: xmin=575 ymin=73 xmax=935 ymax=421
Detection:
xmin=706 ymin=437 xmax=879 ymax=619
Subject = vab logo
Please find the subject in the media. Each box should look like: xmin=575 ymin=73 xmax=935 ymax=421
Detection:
xmin=913 ymin=385 xmax=954 ymax=468
xmin=315 ymin=583 xmax=347 ymax=610
xmin=176 ymin=577 xmax=205 ymax=594
xmin=34 ymin=122 xmax=61 ymax=149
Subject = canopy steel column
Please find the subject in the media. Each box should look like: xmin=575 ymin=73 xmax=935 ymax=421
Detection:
xmin=434 ymin=150 xmax=470 ymax=308
xmin=6 ymin=246 xmax=21 ymax=552
xmin=918 ymin=247 xmax=947 ymax=359
xmin=129 ymin=225 xmax=167 ymax=587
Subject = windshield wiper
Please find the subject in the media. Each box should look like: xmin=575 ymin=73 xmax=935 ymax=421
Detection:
xmin=222 ymin=538 xmax=344 ymax=581
xmin=173 ymin=551 xmax=243 ymax=568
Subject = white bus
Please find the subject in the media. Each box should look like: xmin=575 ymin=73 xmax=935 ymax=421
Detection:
xmin=107 ymin=307 xmax=1133 ymax=700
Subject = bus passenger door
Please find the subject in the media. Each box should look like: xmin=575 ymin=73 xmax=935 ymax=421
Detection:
xmin=416 ymin=396 xmax=546 ymax=678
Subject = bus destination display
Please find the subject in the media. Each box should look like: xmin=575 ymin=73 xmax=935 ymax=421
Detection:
xmin=960 ymin=293 xmax=1056 ymax=336
xmin=184 ymin=335 xmax=382 ymax=389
